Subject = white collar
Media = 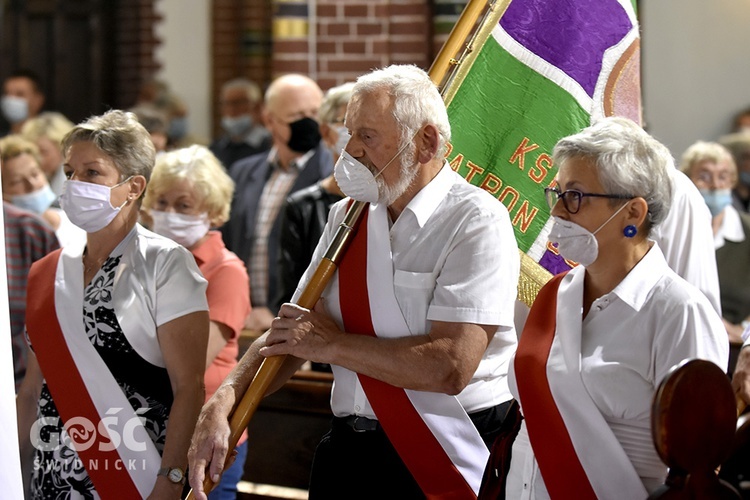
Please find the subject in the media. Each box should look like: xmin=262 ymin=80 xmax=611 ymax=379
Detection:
xmin=402 ymin=162 xmax=455 ymax=228
xmin=715 ymin=204 xmax=745 ymax=249
xmin=575 ymin=241 xmax=669 ymax=313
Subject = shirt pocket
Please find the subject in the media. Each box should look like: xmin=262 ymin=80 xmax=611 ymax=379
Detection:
xmin=393 ymin=270 xmax=436 ymax=334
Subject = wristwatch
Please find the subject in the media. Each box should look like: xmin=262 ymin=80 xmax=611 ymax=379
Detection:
xmin=157 ymin=466 xmax=186 ymax=485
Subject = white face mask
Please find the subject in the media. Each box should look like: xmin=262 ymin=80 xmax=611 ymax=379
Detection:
xmin=1 ymin=95 xmax=29 ymax=123
xmin=548 ymin=202 xmax=628 ymax=266
xmin=333 ymin=136 xmax=415 ymax=203
xmin=11 ymin=184 xmax=56 ymax=214
xmin=59 ymin=178 xmax=131 ymax=233
xmin=150 ymin=210 xmax=210 ymax=248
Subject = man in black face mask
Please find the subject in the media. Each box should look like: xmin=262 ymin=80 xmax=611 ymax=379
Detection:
xmin=222 ymin=74 xmax=332 ymax=332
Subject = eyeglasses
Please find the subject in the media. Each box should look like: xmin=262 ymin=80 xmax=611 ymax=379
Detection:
xmin=544 ymin=187 xmax=633 ymax=214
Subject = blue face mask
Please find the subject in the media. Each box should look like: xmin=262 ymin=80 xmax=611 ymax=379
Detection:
xmin=168 ymin=117 xmax=188 ymax=141
xmin=11 ymin=184 xmax=57 ymax=214
xmin=221 ymin=114 xmax=253 ymax=138
xmin=1 ymin=95 xmax=29 ymax=124
xmin=699 ymin=188 xmax=732 ymax=217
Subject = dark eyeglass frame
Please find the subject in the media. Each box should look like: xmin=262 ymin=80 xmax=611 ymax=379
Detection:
xmin=544 ymin=187 xmax=633 ymax=214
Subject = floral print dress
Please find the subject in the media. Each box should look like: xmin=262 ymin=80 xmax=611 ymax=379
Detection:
xmin=29 ymin=254 xmax=173 ymax=499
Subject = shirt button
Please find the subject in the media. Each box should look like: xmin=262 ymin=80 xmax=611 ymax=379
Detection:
xmin=354 ymin=405 xmax=361 ymax=412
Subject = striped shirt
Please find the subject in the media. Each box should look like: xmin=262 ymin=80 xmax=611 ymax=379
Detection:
xmin=4 ymin=203 xmax=59 ymax=390
xmin=249 ymin=149 xmax=313 ymax=307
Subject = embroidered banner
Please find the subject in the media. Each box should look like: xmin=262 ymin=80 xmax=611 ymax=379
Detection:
xmin=443 ymin=0 xmax=641 ymax=300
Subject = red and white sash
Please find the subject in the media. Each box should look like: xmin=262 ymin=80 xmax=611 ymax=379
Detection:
xmin=26 ymin=246 xmax=161 ymax=499
xmin=337 ymin=202 xmax=489 ymax=499
xmin=514 ymin=270 xmax=647 ymax=499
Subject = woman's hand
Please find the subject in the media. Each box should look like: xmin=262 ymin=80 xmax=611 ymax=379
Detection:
xmin=150 ymin=311 xmax=209 ymax=499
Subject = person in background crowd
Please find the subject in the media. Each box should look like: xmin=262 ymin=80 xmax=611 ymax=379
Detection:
xmin=190 ymin=64 xmax=520 ymax=500
xmin=16 ymin=110 xmax=209 ymax=499
xmin=720 ymin=131 xmax=750 ymax=213
xmin=506 ymin=117 xmax=727 ymax=499
xmin=731 ymin=106 xmax=750 ymax=134
xmin=0 ymin=135 xmax=84 ymax=247
xmin=4 ymin=202 xmax=59 ymax=391
xmin=135 ymin=78 xmax=207 ymax=150
xmin=221 ymin=73 xmax=332 ymax=333
xmin=162 ymin=92 xmax=204 ymax=149
xmin=144 ymin=145 xmax=251 ymax=500
xmin=273 ymin=82 xmax=353 ymax=315
xmin=649 ymin=158 xmax=721 ymax=315
xmin=20 ymin=111 xmax=75 ymax=196
xmin=130 ymin=104 xmax=170 ymax=155
xmin=681 ymin=140 xmax=750 ymax=373
xmin=210 ymin=78 xmax=272 ymax=170
xmin=1 ymin=69 xmax=45 ymax=135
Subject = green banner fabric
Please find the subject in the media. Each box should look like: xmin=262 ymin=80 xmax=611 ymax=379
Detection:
xmin=444 ymin=0 xmax=641 ymax=300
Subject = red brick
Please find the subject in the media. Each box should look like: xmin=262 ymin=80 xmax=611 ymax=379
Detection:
xmin=327 ymin=57 xmax=383 ymax=73
xmin=389 ymin=3 xmax=428 ymax=16
xmin=340 ymin=41 xmax=366 ymax=54
xmin=317 ymin=4 xmax=337 ymax=17
xmin=373 ymin=3 xmax=389 ymax=18
xmin=390 ymin=39 xmax=429 ymax=55
xmin=325 ymin=22 xmax=351 ymax=36
xmin=389 ymin=20 xmax=427 ymax=36
xmin=370 ymin=40 xmax=389 ymax=55
xmin=275 ymin=40 xmax=310 ymax=54
xmin=273 ymin=58 xmax=313 ymax=74
xmin=343 ymin=4 xmax=368 ymax=17
xmin=356 ymin=22 xmax=385 ymax=36
xmin=316 ymin=41 xmax=336 ymax=54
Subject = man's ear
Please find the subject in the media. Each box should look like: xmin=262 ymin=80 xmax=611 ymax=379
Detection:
xmin=261 ymin=108 xmax=272 ymax=129
xmin=417 ymin=124 xmax=439 ymax=163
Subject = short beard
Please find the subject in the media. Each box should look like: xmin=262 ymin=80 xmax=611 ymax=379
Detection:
xmin=377 ymin=144 xmax=418 ymax=206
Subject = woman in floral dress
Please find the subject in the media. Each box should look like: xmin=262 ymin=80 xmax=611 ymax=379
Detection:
xmin=17 ymin=110 xmax=209 ymax=500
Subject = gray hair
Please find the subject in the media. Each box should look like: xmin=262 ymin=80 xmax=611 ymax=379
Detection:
xmin=62 ymin=109 xmax=155 ymax=184
xmin=319 ymin=82 xmax=355 ymax=124
xmin=353 ymin=65 xmax=451 ymax=157
xmin=680 ymin=141 xmax=736 ymax=179
xmin=553 ymin=116 xmax=673 ymax=234
xmin=221 ymin=78 xmax=262 ymax=104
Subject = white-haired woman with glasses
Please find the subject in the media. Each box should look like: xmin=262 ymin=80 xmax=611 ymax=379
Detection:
xmin=504 ymin=117 xmax=728 ymax=499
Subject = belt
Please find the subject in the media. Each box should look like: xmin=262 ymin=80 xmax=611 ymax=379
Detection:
xmin=335 ymin=415 xmax=380 ymax=432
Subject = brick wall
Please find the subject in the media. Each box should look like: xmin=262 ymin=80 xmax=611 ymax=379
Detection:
xmin=274 ymin=0 xmax=434 ymax=90
xmin=210 ymin=0 xmax=469 ymax=132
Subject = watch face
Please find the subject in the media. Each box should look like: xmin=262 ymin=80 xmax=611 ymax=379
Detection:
xmin=168 ymin=468 xmax=184 ymax=483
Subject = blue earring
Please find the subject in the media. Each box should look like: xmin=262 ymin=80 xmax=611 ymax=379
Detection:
xmin=623 ymin=225 xmax=637 ymax=238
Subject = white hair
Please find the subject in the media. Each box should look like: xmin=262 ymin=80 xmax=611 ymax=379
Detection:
xmin=553 ymin=116 xmax=673 ymax=233
xmin=353 ymin=65 xmax=450 ymax=157
xmin=319 ymin=82 xmax=355 ymax=124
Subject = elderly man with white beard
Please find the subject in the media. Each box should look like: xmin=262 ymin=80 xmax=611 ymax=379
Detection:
xmin=188 ymin=65 xmax=520 ymax=499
